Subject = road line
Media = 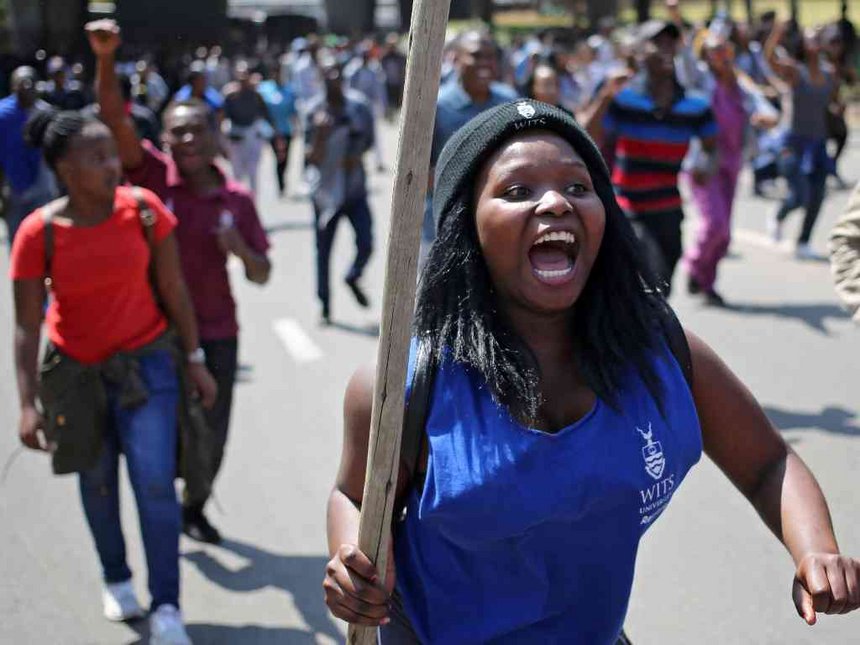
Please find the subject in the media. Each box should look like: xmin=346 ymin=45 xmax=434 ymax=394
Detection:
xmin=272 ymin=318 xmax=323 ymax=363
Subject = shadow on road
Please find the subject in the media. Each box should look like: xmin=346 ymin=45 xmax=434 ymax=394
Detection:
xmin=180 ymin=538 xmax=342 ymax=643
xmin=728 ymin=301 xmax=848 ymax=334
xmin=128 ymin=622 xmax=318 ymax=645
xmin=765 ymin=405 xmax=860 ymax=437
xmin=327 ymin=320 xmax=380 ymax=337
xmin=264 ymin=219 xmax=314 ymax=235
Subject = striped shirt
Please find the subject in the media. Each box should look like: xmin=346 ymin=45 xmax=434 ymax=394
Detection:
xmin=604 ymin=78 xmax=717 ymax=218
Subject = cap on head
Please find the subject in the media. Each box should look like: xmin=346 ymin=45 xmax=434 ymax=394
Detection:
xmin=432 ymin=99 xmax=614 ymax=233
xmin=636 ymin=20 xmax=681 ymax=46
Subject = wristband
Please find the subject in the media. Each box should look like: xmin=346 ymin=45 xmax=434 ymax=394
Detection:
xmin=187 ymin=347 xmax=206 ymax=365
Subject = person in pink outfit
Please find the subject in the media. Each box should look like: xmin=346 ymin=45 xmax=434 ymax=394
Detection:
xmin=683 ymin=33 xmax=778 ymax=306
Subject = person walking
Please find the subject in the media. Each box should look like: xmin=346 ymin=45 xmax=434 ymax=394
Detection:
xmin=0 ymin=66 xmax=57 ymax=247
xmin=257 ymin=57 xmax=297 ymax=198
xmin=585 ymin=20 xmax=717 ymax=295
xmin=421 ymin=29 xmax=519 ymax=258
xmin=11 ymin=108 xmax=217 ymax=645
xmin=88 ymin=19 xmax=272 ymax=545
xmin=681 ymin=31 xmax=779 ymax=306
xmin=324 ymin=99 xmax=860 ymax=643
xmin=304 ymin=58 xmax=375 ymax=324
xmin=765 ymin=20 xmax=835 ymax=259
xmin=345 ymin=42 xmax=388 ymax=172
xmin=222 ymin=61 xmax=277 ymax=196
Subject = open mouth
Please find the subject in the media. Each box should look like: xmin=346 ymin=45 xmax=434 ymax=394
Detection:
xmin=528 ymin=230 xmax=579 ymax=285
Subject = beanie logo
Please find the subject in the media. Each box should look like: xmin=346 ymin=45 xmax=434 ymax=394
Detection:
xmin=515 ymin=101 xmax=536 ymax=119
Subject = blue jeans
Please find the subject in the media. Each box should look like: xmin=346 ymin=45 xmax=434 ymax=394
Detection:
xmin=78 ymin=350 xmax=181 ymax=609
xmin=775 ymin=138 xmax=828 ymax=245
xmin=314 ymin=196 xmax=373 ymax=306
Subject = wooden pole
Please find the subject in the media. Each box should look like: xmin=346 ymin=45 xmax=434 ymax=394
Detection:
xmin=347 ymin=1 xmax=451 ymax=643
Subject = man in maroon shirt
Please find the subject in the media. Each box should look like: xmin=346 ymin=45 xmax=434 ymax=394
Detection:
xmin=88 ymin=20 xmax=272 ymax=543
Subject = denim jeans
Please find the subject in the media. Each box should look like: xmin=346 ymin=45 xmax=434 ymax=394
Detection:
xmin=314 ymin=196 xmax=373 ymax=307
xmin=78 ymin=349 xmax=181 ymax=610
xmin=775 ymin=138 xmax=828 ymax=245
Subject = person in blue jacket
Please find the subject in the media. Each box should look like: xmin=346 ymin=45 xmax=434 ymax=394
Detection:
xmin=324 ymin=100 xmax=860 ymax=644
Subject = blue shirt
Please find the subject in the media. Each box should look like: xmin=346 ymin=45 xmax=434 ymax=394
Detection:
xmin=173 ymin=85 xmax=224 ymax=112
xmin=431 ymin=78 xmax=519 ymax=165
xmin=0 ymin=96 xmax=44 ymax=194
xmin=257 ymin=80 xmax=297 ymax=136
xmin=394 ymin=340 xmax=702 ymax=644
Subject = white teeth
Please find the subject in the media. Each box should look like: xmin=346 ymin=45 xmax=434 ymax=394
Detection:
xmin=533 ymin=230 xmax=576 ymax=247
xmin=535 ymin=267 xmax=573 ymax=279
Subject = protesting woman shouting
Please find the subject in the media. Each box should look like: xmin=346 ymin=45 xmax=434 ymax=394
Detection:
xmin=324 ymin=101 xmax=860 ymax=643
xmin=10 ymin=109 xmax=215 ymax=645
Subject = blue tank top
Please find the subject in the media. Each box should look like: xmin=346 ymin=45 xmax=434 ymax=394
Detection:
xmin=394 ymin=341 xmax=702 ymax=644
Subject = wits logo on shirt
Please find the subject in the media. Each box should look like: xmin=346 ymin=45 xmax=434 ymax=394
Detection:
xmin=636 ymin=423 xmax=674 ymax=526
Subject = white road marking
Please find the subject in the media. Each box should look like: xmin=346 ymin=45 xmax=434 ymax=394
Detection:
xmin=273 ymin=318 xmax=323 ymax=363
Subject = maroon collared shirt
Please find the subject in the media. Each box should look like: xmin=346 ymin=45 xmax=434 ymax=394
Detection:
xmin=127 ymin=140 xmax=270 ymax=340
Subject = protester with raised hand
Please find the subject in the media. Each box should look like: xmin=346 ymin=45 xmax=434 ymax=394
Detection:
xmin=764 ymin=19 xmax=835 ymax=259
xmin=11 ymin=107 xmax=216 ymax=645
xmin=325 ymin=100 xmax=860 ymax=642
xmin=87 ymin=19 xmax=272 ymax=545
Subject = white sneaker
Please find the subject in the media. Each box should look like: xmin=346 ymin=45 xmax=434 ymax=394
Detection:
xmin=795 ymin=243 xmax=820 ymax=261
xmin=766 ymin=213 xmax=783 ymax=244
xmin=149 ymin=605 xmax=192 ymax=645
xmin=102 ymin=580 xmax=145 ymax=622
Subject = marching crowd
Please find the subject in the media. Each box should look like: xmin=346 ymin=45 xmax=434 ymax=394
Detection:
xmin=2 ymin=4 xmax=860 ymax=645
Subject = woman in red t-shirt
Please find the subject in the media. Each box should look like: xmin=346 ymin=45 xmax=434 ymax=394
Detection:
xmin=10 ymin=109 xmax=215 ymax=644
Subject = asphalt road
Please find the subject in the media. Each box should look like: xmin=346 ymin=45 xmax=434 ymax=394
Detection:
xmin=1 ymin=118 xmax=859 ymax=644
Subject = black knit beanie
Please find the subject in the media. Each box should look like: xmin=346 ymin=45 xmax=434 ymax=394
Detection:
xmin=432 ymin=99 xmax=616 ymax=233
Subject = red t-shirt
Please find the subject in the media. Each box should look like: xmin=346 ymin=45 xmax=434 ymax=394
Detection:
xmin=126 ymin=140 xmax=270 ymax=340
xmin=9 ymin=186 xmax=177 ymax=364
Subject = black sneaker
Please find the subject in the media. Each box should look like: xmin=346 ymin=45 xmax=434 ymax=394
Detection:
xmin=687 ymin=275 xmax=702 ymax=295
xmin=703 ymin=290 xmax=727 ymax=308
xmin=345 ymin=277 xmax=370 ymax=308
xmin=182 ymin=506 xmax=222 ymax=544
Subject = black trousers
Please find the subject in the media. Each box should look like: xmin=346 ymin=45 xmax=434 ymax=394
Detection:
xmin=184 ymin=337 xmax=238 ymax=508
xmin=630 ymin=212 xmax=683 ymax=296
xmin=272 ymin=136 xmax=291 ymax=194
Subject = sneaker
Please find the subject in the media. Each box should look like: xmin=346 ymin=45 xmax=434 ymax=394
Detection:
xmin=345 ymin=277 xmax=370 ymax=308
xmin=766 ymin=214 xmax=783 ymax=244
xmin=102 ymin=580 xmax=145 ymax=622
xmin=182 ymin=506 xmax=222 ymax=545
xmin=703 ymin=290 xmax=727 ymax=308
xmin=794 ymin=243 xmax=821 ymax=261
xmin=687 ymin=274 xmax=702 ymax=295
xmin=149 ymin=605 xmax=192 ymax=645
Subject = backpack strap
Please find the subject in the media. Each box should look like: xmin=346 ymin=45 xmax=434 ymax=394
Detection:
xmin=663 ymin=307 xmax=693 ymax=389
xmin=132 ymin=186 xmax=156 ymax=250
xmin=41 ymin=203 xmax=57 ymax=290
xmin=399 ymin=338 xmax=438 ymax=493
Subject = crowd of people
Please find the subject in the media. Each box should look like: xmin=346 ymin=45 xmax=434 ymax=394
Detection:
xmin=1 ymin=4 xmax=859 ymax=645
